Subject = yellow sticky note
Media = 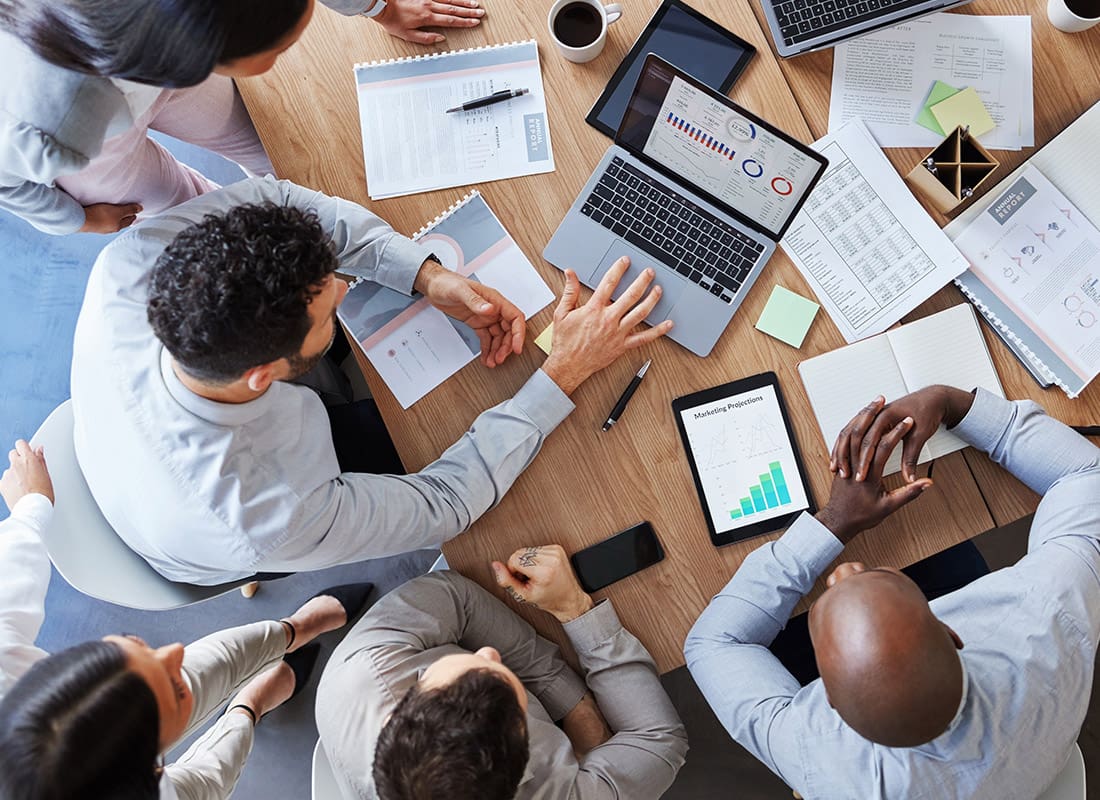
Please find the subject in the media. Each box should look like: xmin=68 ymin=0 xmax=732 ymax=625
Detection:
xmin=930 ymin=87 xmax=995 ymax=138
xmin=534 ymin=323 xmax=553 ymax=355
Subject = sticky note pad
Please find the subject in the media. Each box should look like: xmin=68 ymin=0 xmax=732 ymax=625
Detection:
xmin=534 ymin=322 xmax=553 ymax=355
xmin=915 ymin=80 xmax=959 ymax=135
xmin=930 ymin=86 xmax=995 ymax=138
xmin=755 ymin=285 xmax=819 ymax=348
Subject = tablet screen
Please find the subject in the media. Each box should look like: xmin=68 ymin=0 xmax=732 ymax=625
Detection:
xmin=586 ymin=1 xmax=754 ymax=138
xmin=675 ymin=379 xmax=811 ymax=541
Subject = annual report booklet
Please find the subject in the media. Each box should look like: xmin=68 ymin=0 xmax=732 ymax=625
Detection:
xmin=338 ymin=192 xmax=554 ymax=408
xmin=354 ymin=40 xmax=554 ymax=199
xmin=798 ymin=304 xmax=1005 ymax=476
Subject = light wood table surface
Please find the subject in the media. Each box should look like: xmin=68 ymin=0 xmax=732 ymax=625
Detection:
xmin=236 ymin=0 xmax=1092 ymax=672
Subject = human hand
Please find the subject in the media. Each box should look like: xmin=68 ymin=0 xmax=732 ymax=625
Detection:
xmin=831 ymin=386 xmax=975 ymax=483
xmin=79 ymin=202 xmax=142 ymax=234
xmin=1 ymin=440 xmax=54 ymax=511
xmin=491 ymin=544 xmax=594 ymax=623
xmin=415 ymin=258 xmax=525 ymax=367
xmin=817 ymin=412 xmax=932 ymax=544
xmin=371 ymin=0 xmax=485 ymax=45
xmin=541 ymin=257 xmax=673 ymax=395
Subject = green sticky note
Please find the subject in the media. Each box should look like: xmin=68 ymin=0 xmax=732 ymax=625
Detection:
xmin=755 ymin=285 xmax=819 ymax=348
xmin=931 ymin=86 xmax=995 ymax=138
xmin=915 ymin=80 xmax=959 ymax=135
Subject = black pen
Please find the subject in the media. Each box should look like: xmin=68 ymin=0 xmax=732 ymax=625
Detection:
xmin=445 ymin=88 xmax=529 ymax=114
xmin=602 ymin=359 xmax=651 ymax=432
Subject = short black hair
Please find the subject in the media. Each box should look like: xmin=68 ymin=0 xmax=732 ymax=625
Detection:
xmin=147 ymin=202 xmax=338 ymax=384
xmin=373 ymin=669 xmax=529 ymax=800
xmin=0 ymin=640 xmax=160 ymax=800
xmin=0 ymin=0 xmax=308 ymax=88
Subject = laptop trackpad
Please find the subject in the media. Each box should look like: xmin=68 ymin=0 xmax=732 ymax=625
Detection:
xmin=595 ymin=240 xmax=682 ymax=325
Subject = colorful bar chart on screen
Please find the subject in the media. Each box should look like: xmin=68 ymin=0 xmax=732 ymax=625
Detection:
xmin=665 ymin=113 xmax=736 ymax=160
xmin=729 ymin=462 xmax=793 ymax=519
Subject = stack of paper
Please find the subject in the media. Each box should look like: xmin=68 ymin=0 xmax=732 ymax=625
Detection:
xmin=829 ymin=13 xmax=1033 ymax=150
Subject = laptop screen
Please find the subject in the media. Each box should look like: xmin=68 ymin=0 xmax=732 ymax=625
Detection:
xmin=618 ymin=55 xmax=826 ymax=239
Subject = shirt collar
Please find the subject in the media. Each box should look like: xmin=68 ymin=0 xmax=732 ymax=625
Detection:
xmin=942 ymin=656 xmax=970 ymax=734
xmin=160 ymin=348 xmax=274 ymax=426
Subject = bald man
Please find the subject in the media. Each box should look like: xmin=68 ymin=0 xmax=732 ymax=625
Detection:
xmin=685 ymin=385 xmax=1100 ymax=799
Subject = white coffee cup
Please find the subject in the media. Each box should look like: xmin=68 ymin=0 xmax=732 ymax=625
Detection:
xmin=547 ymin=0 xmax=622 ymax=64
xmin=1047 ymin=0 xmax=1100 ymax=31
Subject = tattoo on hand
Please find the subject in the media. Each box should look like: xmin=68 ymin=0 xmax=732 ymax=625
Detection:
xmin=518 ymin=546 xmax=540 ymax=568
xmin=504 ymin=585 xmax=530 ymax=605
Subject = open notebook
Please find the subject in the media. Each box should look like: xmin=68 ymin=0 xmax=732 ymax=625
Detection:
xmin=945 ymin=100 xmax=1100 ymax=398
xmin=799 ymin=304 xmax=1005 ymax=475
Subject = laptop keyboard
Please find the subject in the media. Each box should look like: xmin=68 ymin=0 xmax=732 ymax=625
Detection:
xmin=580 ymin=156 xmax=766 ymax=305
xmin=771 ymin=0 xmax=931 ymax=45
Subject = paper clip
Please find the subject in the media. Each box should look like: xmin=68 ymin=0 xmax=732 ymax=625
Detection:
xmin=961 ymin=187 xmax=974 ymax=198
xmin=923 ymin=157 xmax=937 ymax=175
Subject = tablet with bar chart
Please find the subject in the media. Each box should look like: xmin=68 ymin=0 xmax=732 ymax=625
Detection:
xmin=672 ymin=372 xmax=814 ymax=546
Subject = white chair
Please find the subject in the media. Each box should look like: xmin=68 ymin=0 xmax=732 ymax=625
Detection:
xmin=1037 ymin=743 xmax=1087 ymax=800
xmin=312 ymin=739 xmax=343 ymax=800
xmin=29 ymin=400 xmax=252 ymax=610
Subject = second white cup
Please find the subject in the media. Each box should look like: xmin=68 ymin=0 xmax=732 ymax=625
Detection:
xmin=1047 ymin=0 xmax=1100 ymax=31
xmin=548 ymin=0 xmax=622 ymax=63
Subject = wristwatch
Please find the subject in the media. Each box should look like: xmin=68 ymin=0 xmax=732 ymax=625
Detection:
xmin=361 ymin=0 xmax=388 ymax=17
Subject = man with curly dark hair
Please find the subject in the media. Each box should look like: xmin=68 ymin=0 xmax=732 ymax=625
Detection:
xmin=70 ymin=176 xmax=671 ymax=584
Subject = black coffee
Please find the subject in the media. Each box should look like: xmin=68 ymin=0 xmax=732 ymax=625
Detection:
xmin=553 ymin=2 xmax=602 ymax=47
xmin=1065 ymin=0 xmax=1100 ymax=17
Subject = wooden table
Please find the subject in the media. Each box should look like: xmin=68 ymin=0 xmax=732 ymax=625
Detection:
xmin=239 ymin=0 xmax=1100 ymax=672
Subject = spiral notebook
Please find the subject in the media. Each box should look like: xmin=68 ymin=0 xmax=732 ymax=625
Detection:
xmin=338 ymin=192 xmax=554 ymax=408
xmin=354 ymin=40 xmax=554 ymax=199
xmin=944 ymin=101 xmax=1100 ymax=399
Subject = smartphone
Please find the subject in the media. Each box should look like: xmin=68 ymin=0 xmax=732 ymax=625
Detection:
xmin=570 ymin=522 xmax=665 ymax=593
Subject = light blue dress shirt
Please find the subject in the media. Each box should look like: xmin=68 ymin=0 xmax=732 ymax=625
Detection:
xmin=70 ymin=176 xmax=574 ymax=585
xmin=685 ymin=389 xmax=1100 ymax=800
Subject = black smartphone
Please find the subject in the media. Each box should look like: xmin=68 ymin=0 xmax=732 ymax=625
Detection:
xmin=570 ymin=522 xmax=665 ymax=593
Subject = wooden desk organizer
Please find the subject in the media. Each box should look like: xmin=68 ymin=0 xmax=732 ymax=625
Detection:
xmin=905 ymin=126 xmax=999 ymax=214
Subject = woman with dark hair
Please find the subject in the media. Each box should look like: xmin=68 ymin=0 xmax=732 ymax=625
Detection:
xmin=0 ymin=440 xmax=373 ymax=800
xmin=0 ymin=0 xmax=484 ymax=235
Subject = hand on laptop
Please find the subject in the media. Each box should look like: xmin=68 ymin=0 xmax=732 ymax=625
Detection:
xmin=816 ymin=402 xmax=931 ymax=544
xmin=371 ymin=0 xmax=485 ymax=45
xmin=542 ymin=256 xmax=673 ymax=395
xmin=491 ymin=544 xmax=594 ymax=623
xmin=829 ymin=387 xmax=976 ymax=483
xmin=414 ymin=257 xmax=525 ymax=368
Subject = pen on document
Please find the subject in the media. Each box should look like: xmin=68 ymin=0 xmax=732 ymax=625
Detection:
xmin=602 ymin=359 xmax=651 ymax=432
xmin=445 ymin=88 xmax=529 ymax=114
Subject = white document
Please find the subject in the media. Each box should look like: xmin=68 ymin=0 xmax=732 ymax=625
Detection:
xmin=953 ymin=165 xmax=1100 ymax=391
xmin=798 ymin=304 xmax=1004 ymax=475
xmin=339 ymin=193 xmax=554 ymax=408
xmin=356 ymin=41 xmax=554 ymax=199
xmin=829 ymin=13 xmax=1033 ymax=150
xmin=781 ymin=120 xmax=969 ymax=342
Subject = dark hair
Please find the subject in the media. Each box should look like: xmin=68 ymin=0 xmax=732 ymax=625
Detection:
xmin=0 ymin=640 xmax=160 ymax=800
xmin=0 ymin=0 xmax=308 ymax=88
xmin=373 ymin=669 xmax=529 ymax=800
xmin=147 ymin=202 xmax=337 ymax=384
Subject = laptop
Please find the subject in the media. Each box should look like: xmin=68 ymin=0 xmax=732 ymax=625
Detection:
xmin=543 ymin=55 xmax=827 ymax=357
xmin=760 ymin=0 xmax=973 ymax=57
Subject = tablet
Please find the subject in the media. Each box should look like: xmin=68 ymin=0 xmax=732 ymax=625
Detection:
xmin=585 ymin=0 xmax=756 ymax=138
xmin=672 ymin=372 xmax=815 ymax=547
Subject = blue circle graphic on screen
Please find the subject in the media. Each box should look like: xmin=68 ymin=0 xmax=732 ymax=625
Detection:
xmin=741 ymin=158 xmax=764 ymax=178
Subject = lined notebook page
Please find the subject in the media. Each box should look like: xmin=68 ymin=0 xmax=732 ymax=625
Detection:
xmin=798 ymin=335 xmax=908 ymax=465
xmin=888 ymin=304 xmax=1005 ymax=460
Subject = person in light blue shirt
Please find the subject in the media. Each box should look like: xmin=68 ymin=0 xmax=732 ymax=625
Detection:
xmin=686 ymin=385 xmax=1100 ymax=800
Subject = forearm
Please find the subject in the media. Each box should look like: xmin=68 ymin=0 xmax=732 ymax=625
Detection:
xmin=561 ymin=692 xmax=612 ymax=756
xmin=0 ymin=180 xmax=85 ymax=235
xmin=953 ymin=388 xmax=1100 ymax=495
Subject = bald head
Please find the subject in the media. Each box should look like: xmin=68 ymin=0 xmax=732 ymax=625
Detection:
xmin=809 ymin=566 xmax=964 ymax=748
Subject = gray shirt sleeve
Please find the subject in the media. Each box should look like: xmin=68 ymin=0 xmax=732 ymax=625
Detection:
xmin=563 ymin=601 xmax=689 ymax=799
xmin=356 ymin=571 xmax=587 ymax=718
xmin=259 ymin=368 xmax=576 ymax=571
